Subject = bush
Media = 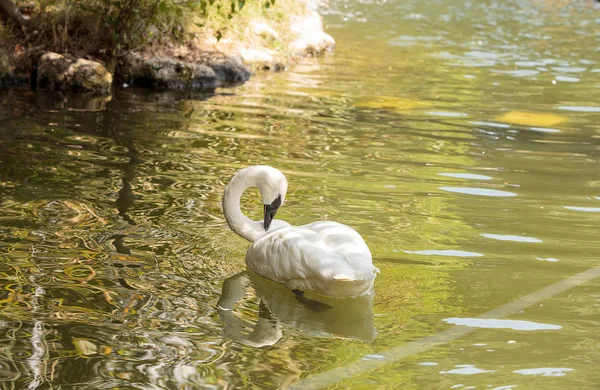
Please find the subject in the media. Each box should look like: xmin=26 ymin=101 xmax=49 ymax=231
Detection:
xmin=21 ymin=0 xmax=199 ymax=57
xmin=18 ymin=0 xmax=281 ymax=58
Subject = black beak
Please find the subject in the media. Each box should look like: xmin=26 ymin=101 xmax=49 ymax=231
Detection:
xmin=263 ymin=203 xmax=278 ymax=231
xmin=263 ymin=195 xmax=282 ymax=231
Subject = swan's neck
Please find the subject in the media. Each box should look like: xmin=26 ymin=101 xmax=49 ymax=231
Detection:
xmin=223 ymin=168 xmax=266 ymax=242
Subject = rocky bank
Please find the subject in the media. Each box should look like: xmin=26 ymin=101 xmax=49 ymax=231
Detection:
xmin=0 ymin=5 xmax=335 ymax=93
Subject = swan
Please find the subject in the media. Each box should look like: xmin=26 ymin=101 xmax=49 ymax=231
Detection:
xmin=222 ymin=165 xmax=379 ymax=298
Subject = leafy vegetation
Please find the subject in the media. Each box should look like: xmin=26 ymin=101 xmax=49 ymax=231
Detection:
xmin=2 ymin=0 xmax=307 ymax=60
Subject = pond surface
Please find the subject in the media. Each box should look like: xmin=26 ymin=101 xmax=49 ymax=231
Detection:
xmin=1 ymin=0 xmax=600 ymax=388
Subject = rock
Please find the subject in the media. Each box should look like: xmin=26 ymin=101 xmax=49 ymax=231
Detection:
xmin=119 ymin=53 xmax=218 ymax=90
xmin=119 ymin=52 xmax=250 ymax=90
xmin=207 ymin=56 xmax=251 ymax=84
xmin=239 ymin=48 xmax=285 ymax=71
xmin=37 ymin=52 xmax=112 ymax=93
xmin=251 ymin=21 xmax=279 ymax=40
xmin=289 ymin=11 xmax=335 ymax=56
xmin=240 ymin=48 xmax=275 ymax=64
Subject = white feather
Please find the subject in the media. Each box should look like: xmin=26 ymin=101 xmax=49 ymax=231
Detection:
xmin=223 ymin=166 xmax=379 ymax=298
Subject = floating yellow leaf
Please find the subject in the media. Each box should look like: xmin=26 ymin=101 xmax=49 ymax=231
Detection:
xmin=496 ymin=111 xmax=568 ymax=127
xmin=355 ymin=96 xmax=432 ymax=111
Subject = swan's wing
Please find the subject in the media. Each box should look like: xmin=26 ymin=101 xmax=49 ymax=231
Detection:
xmin=247 ymin=222 xmax=377 ymax=286
xmin=303 ymin=221 xmax=377 ymax=277
xmin=246 ymin=226 xmax=361 ymax=283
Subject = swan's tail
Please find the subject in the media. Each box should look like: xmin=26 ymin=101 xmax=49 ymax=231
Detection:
xmin=332 ymin=266 xmax=379 ymax=282
xmin=328 ymin=267 xmax=377 ymax=297
xmin=325 ymin=277 xmax=375 ymax=297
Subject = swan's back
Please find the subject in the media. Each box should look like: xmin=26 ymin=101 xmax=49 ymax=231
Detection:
xmin=306 ymin=222 xmax=373 ymax=274
xmin=246 ymin=221 xmax=378 ymax=297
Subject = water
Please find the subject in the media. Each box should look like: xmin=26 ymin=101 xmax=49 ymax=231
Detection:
xmin=1 ymin=0 xmax=600 ymax=388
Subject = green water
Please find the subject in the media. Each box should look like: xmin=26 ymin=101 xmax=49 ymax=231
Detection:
xmin=1 ymin=0 xmax=600 ymax=388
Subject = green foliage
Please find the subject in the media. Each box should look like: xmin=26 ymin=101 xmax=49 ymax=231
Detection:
xmin=64 ymin=0 xmax=206 ymax=55
xmin=19 ymin=0 xmax=289 ymax=58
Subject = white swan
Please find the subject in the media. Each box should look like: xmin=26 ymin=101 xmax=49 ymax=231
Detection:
xmin=223 ymin=165 xmax=379 ymax=298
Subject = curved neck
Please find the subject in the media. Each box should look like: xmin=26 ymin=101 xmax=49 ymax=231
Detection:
xmin=223 ymin=167 xmax=266 ymax=242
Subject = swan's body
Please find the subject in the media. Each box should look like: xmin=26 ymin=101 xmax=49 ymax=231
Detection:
xmin=247 ymin=221 xmax=376 ymax=297
xmin=223 ymin=166 xmax=379 ymax=298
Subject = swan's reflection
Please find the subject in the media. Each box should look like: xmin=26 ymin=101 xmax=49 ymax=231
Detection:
xmin=217 ymin=271 xmax=376 ymax=347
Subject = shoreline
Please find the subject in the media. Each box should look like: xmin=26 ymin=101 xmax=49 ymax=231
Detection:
xmin=0 ymin=3 xmax=334 ymax=93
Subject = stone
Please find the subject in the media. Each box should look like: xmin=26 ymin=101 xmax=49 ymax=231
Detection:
xmin=119 ymin=53 xmax=218 ymax=90
xmin=119 ymin=52 xmax=251 ymax=90
xmin=240 ymin=48 xmax=275 ymax=64
xmin=207 ymin=56 xmax=251 ymax=84
xmin=37 ymin=52 xmax=112 ymax=93
xmin=289 ymin=11 xmax=335 ymax=56
xmin=238 ymin=48 xmax=285 ymax=71
xmin=250 ymin=21 xmax=279 ymax=40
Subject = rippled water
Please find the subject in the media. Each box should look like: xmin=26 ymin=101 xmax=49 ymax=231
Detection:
xmin=1 ymin=0 xmax=600 ymax=388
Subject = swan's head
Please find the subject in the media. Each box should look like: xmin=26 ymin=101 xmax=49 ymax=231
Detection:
xmin=258 ymin=167 xmax=288 ymax=231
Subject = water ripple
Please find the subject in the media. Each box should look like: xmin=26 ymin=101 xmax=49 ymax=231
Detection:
xmin=443 ymin=318 xmax=561 ymax=330
xmin=537 ymin=257 xmax=559 ymax=262
xmin=440 ymin=365 xmax=495 ymax=375
xmin=564 ymin=206 xmax=600 ymax=212
xmin=480 ymin=234 xmax=542 ymax=243
xmin=558 ymin=106 xmax=600 ymax=112
xmin=403 ymin=249 xmax=483 ymax=257
xmin=425 ymin=111 xmax=468 ymax=118
xmin=438 ymin=173 xmax=493 ymax=180
xmin=470 ymin=121 xmax=511 ymax=128
xmin=530 ymin=127 xmax=560 ymax=133
xmin=440 ymin=187 xmax=517 ymax=197
xmin=555 ymin=76 xmax=580 ymax=83
xmin=513 ymin=368 xmax=574 ymax=377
